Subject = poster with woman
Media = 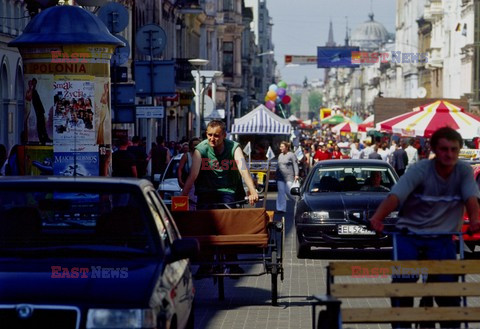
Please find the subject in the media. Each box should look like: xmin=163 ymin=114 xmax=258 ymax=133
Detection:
xmin=24 ymin=75 xmax=54 ymax=145
xmin=53 ymin=76 xmax=96 ymax=143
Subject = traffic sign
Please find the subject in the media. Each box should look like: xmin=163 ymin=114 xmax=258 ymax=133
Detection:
xmin=136 ymin=106 xmax=164 ymax=119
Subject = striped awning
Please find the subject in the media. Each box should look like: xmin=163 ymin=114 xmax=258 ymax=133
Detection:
xmin=231 ymin=105 xmax=292 ymax=135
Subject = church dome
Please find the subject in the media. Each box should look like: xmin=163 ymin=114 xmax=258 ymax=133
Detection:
xmin=350 ymin=13 xmax=389 ymax=51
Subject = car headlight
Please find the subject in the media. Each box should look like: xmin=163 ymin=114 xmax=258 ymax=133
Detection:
xmin=86 ymin=309 xmax=156 ymax=328
xmin=301 ymin=211 xmax=329 ymax=220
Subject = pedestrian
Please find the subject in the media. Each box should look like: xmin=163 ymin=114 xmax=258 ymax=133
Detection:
xmin=369 ymin=127 xmax=480 ymax=329
xmin=112 ymin=137 xmax=137 ymax=177
xmin=392 ymin=142 xmax=408 ymax=177
xmin=177 ymin=137 xmax=201 ymax=208
xmin=313 ymin=143 xmax=331 ymax=163
xmin=149 ymin=136 xmax=171 ymax=183
xmin=128 ymin=135 xmax=148 ymax=178
xmin=405 ymin=138 xmax=419 ymax=170
xmin=378 ymin=142 xmax=389 ymax=161
xmin=275 ymin=141 xmax=299 ymax=213
xmin=368 ymin=145 xmax=382 ymax=160
xmin=331 ymin=144 xmax=343 ymax=159
xmin=350 ymin=141 xmax=361 ymax=159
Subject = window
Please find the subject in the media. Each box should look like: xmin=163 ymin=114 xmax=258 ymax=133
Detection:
xmin=223 ymin=42 xmax=234 ymax=77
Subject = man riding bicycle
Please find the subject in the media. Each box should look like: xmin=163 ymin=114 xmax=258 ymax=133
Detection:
xmin=369 ymin=127 xmax=480 ymax=329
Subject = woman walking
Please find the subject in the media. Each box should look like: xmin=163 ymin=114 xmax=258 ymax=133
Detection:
xmin=276 ymin=141 xmax=299 ymax=213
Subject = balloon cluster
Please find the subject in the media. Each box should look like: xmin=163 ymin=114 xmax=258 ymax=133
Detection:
xmin=264 ymin=81 xmax=291 ymax=112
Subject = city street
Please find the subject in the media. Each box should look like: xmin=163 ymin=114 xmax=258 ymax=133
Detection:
xmin=193 ymin=191 xmax=392 ymax=329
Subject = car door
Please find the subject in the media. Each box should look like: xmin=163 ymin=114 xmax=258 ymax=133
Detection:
xmin=146 ymin=189 xmax=193 ymax=329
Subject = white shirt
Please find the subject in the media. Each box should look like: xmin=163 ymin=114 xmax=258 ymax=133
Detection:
xmin=405 ymin=145 xmax=418 ymax=166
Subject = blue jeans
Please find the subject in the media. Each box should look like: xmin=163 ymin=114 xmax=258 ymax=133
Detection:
xmin=391 ymin=234 xmax=460 ymax=329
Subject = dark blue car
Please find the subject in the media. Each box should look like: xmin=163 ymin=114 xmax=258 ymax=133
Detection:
xmin=292 ymin=159 xmax=399 ymax=258
xmin=0 ymin=177 xmax=198 ymax=329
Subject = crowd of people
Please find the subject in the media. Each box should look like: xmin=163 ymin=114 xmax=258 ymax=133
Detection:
xmin=293 ymin=133 xmax=434 ymax=179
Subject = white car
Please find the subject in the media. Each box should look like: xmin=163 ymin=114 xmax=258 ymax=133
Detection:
xmin=157 ymin=153 xmax=183 ymax=206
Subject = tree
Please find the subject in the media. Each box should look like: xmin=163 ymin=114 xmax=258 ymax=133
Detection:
xmin=289 ymin=94 xmax=301 ymax=114
xmin=308 ymin=91 xmax=323 ymax=113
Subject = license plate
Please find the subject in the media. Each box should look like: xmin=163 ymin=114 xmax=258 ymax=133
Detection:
xmin=338 ymin=225 xmax=376 ymax=235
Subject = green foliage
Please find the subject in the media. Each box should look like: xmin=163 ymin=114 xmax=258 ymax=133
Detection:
xmin=308 ymin=91 xmax=323 ymax=113
xmin=289 ymin=93 xmax=301 ymax=113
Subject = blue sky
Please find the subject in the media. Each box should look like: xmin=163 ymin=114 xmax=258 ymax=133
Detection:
xmin=268 ymin=0 xmax=396 ymax=85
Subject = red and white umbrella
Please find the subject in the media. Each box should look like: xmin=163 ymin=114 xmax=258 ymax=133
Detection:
xmin=376 ymin=100 xmax=480 ymax=139
xmin=358 ymin=114 xmax=374 ymax=132
xmin=332 ymin=121 xmax=358 ymax=134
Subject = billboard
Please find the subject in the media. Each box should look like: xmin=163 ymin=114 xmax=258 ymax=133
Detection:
xmin=317 ymin=47 xmax=360 ymax=68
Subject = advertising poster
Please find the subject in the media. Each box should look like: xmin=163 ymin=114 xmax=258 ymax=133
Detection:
xmin=24 ymin=145 xmax=54 ymax=176
xmin=53 ymin=144 xmax=99 ymax=176
xmin=53 ymin=76 xmax=96 ymax=143
xmin=24 ymin=75 xmax=54 ymax=145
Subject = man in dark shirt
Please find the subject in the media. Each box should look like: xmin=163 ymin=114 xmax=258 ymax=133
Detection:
xmin=150 ymin=136 xmax=171 ymax=183
xmin=128 ymin=135 xmax=148 ymax=178
xmin=112 ymin=137 xmax=137 ymax=177
xmin=392 ymin=142 xmax=408 ymax=176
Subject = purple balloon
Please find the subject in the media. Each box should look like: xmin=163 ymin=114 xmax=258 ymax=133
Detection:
xmin=266 ymin=100 xmax=276 ymax=110
xmin=277 ymin=87 xmax=286 ymax=98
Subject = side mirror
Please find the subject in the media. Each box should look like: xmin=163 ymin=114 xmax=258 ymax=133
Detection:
xmin=290 ymin=187 xmax=300 ymax=196
xmin=167 ymin=238 xmax=199 ymax=263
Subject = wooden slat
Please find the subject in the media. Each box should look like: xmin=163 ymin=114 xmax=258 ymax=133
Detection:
xmin=331 ymin=282 xmax=480 ymax=298
xmin=330 ymin=260 xmax=480 ymax=275
xmin=342 ymin=307 xmax=480 ymax=323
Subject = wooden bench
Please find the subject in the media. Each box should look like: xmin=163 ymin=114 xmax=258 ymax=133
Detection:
xmin=173 ymin=208 xmax=284 ymax=305
xmin=312 ymin=259 xmax=480 ymax=329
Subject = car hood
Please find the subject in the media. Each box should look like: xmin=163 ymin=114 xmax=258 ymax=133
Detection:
xmin=302 ymin=191 xmax=387 ymax=219
xmin=0 ymin=259 xmax=161 ymax=307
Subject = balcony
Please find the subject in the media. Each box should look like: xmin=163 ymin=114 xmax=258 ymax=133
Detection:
xmin=426 ymin=48 xmax=443 ymax=69
xmin=424 ymin=0 xmax=443 ymax=21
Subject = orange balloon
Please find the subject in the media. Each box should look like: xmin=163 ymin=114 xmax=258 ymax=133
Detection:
xmin=267 ymin=90 xmax=277 ymax=101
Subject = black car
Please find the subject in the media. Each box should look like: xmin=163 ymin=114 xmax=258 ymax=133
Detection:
xmin=0 ymin=177 xmax=198 ymax=329
xmin=292 ymin=159 xmax=399 ymax=258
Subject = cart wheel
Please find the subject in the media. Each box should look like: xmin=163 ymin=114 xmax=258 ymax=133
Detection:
xmin=271 ymin=251 xmax=278 ymax=306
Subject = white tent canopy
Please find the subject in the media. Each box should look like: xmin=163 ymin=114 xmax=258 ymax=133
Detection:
xmin=231 ymin=104 xmax=292 ymax=135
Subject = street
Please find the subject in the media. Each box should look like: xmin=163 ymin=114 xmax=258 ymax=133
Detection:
xmin=193 ymin=191 xmax=392 ymax=329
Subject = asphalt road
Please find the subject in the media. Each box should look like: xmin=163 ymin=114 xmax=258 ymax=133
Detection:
xmin=192 ymin=192 xmax=396 ymax=329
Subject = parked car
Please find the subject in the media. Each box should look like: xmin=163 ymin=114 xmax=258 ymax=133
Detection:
xmin=0 ymin=176 xmax=198 ymax=329
xmin=157 ymin=153 xmax=183 ymax=206
xmin=292 ymin=159 xmax=399 ymax=258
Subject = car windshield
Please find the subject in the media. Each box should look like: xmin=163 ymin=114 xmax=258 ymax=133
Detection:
xmin=0 ymin=186 xmax=157 ymax=255
xmin=308 ymin=166 xmax=396 ymax=193
xmin=163 ymin=156 xmax=182 ymax=180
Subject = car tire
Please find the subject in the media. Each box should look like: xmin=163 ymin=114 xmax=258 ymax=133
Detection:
xmin=296 ymin=235 xmax=310 ymax=259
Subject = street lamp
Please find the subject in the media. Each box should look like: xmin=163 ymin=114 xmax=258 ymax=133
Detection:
xmin=189 ymin=58 xmax=209 ymax=137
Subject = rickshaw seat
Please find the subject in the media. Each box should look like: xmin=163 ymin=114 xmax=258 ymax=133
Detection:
xmin=173 ymin=208 xmax=273 ymax=248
